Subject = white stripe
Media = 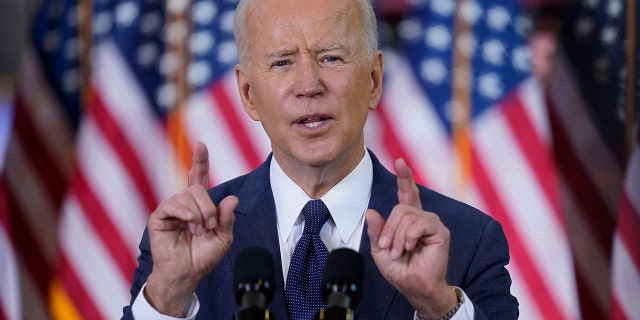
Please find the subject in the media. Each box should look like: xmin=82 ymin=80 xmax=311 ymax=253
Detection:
xmin=0 ymin=224 xmax=21 ymax=320
xmin=611 ymin=234 xmax=640 ymax=317
xmin=623 ymin=144 xmax=640 ymax=213
xmin=186 ymin=88 xmax=253 ymax=183
xmin=221 ymin=71 xmax=272 ymax=159
xmin=17 ymin=49 xmax=74 ymax=175
xmin=518 ymin=78 xmax=551 ymax=145
xmin=93 ymin=40 xmax=177 ymax=199
xmin=60 ymin=196 xmax=130 ymax=320
xmin=379 ymin=50 xmax=456 ymax=195
xmin=506 ymin=262 xmax=544 ymax=320
xmin=548 ymin=52 xmax=622 ymax=214
xmin=75 ymin=115 xmax=148 ymax=256
xmin=473 ymin=107 xmax=579 ymax=319
xmin=4 ymin=136 xmax=57 ymax=263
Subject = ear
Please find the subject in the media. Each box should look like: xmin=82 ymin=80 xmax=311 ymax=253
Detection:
xmin=368 ymin=50 xmax=384 ymax=110
xmin=235 ymin=64 xmax=260 ymax=121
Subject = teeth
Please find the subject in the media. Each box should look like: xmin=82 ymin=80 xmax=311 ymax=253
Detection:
xmin=304 ymin=121 xmax=322 ymax=128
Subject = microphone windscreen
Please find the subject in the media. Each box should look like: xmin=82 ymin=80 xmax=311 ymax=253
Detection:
xmin=323 ymin=248 xmax=364 ymax=290
xmin=233 ymin=246 xmax=275 ymax=302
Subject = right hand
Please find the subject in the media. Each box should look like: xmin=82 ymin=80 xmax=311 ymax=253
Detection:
xmin=144 ymin=142 xmax=238 ymax=316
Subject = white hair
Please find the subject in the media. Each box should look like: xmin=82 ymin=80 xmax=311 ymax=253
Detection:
xmin=232 ymin=0 xmax=379 ymax=65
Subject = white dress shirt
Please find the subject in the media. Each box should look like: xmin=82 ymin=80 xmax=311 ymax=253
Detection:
xmin=131 ymin=150 xmax=473 ymax=319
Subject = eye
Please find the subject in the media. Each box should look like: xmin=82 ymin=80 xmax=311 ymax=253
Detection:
xmin=272 ymin=60 xmax=290 ymax=67
xmin=323 ymin=56 xmax=341 ymax=63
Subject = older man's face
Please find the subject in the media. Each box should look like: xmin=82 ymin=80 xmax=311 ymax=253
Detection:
xmin=235 ymin=0 xmax=383 ymax=172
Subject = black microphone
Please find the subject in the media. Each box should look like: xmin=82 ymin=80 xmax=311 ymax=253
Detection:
xmin=233 ymin=246 xmax=276 ymax=320
xmin=315 ymin=248 xmax=364 ymax=320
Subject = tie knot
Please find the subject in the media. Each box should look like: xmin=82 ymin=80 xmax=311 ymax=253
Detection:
xmin=302 ymin=199 xmax=330 ymax=235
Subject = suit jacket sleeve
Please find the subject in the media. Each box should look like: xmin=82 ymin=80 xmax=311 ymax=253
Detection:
xmin=458 ymin=219 xmax=518 ymax=319
xmin=121 ymin=228 xmax=153 ymax=320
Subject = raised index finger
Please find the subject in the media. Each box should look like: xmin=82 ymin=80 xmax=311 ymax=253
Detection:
xmin=395 ymin=158 xmax=421 ymax=208
xmin=188 ymin=141 xmax=210 ymax=188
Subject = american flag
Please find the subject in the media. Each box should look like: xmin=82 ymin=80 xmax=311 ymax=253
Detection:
xmin=0 ymin=0 xmax=635 ymax=319
xmin=1 ymin=0 xmax=79 ymax=318
xmin=369 ymin=0 xmax=579 ymax=318
xmin=546 ymin=0 xmax=634 ymax=318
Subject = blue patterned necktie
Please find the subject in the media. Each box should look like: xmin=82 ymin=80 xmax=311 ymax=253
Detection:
xmin=285 ymin=199 xmax=330 ymax=320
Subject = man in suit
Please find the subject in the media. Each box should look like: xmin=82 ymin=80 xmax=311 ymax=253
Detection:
xmin=121 ymin=0 xmax=518 ymax=319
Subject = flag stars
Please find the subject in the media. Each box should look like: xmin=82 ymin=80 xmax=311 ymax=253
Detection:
xmin=140 ymin=12 xmax=162 ymax=35
xmin=43 ymin=30 xmax=61 ymax=53
xmin=398 ymin=18 xmax=423 ymax=42
xmin=425 ymin=25 xmax=452 ymax=51
xmin=62 ymin=69 xmax=80 ymax=93
xmin=487 ymin=6 xmax=510 ymax=31
xmin=93 ymin=12 xmax=113 ymax=36
xmin=607 ymin=0 xmax=622 ymax=16
xmin=167 ymin=0 xmax=189 ymax=14
xmin=190 ymin=31 xmax=215 ymax=56
xmin=64 ymin=37 xmax=79 ymax=60
xmin=66 ymin=5 xmax=79 ymax=27
xmin=115 ymin=1 xmax=140 ymax=27
xmin=482 ymin=40 xmax=505 ymax=65
xmin=477 ymin=73 xmax=503 ymax=99
xmin=585 ymin=0 xmax=600 ymax=8
xmin=576 ymin=17 xmax=594 ymax=37
xmin=512 ymin=46 xmax=531 ymax=71
xmin=136 ymin=43 xmax=160 ymax=68
xmin=217 ymin=40 xmax=238 ymax=65
xmin=156 ymin=83 xmax=178 ymax=109
xmin=600 ymin=26 xmax=617 ymax=45
xmin=220 ymin=10 xmax=236 ymax=33
xmin=188 ymin=61 xmax=212 ymax=87
xmin=420 ymin=58 xmax=447 ymax=84
xmin=193 ymin=1 xmax=218 ymax=25
xmin=430 ymin=0 xmax=454 ymax=17
xmin=458 ymin=0 xmax=482 ymax=25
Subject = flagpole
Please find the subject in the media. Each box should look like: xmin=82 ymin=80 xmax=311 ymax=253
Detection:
xmin=451 ymin=0 xmax=473 ymax=199
xmin=78 ymin=0 xmax=93 ymax=113
xmin=165 ymin=0 xmax=194 ymax=189
xmin=626 ymin=0 xmax=636 ymax=156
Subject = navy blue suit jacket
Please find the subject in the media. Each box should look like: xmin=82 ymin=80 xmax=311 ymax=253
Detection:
xmin=122 ymin=152 xmax=518 ymax=319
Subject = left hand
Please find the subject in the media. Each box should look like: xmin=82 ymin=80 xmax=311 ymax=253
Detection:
xmin=366 ymin=158 xmax=458 ymax=319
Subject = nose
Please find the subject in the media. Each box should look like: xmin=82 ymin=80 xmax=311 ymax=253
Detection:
xmin=295 ymin=57 xmax=325 ymax=97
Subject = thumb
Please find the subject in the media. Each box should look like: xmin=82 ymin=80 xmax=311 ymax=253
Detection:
xmin=189 ymin=142 xmax=210 ymax=188
xmin=217 ymin=195 xmax=238 ymax=234
xmin=365 ymin=209 xmax=385 ymax=250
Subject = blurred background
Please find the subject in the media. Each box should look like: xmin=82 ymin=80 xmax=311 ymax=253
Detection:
xmin=0 ymin=0 xmax=638 ymax=319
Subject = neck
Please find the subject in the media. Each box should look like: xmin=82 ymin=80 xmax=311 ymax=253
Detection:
xmin=273 ymin=148 xmax=365 ymax=199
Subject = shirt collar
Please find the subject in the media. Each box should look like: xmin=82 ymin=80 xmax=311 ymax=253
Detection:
xmin=271 ymin=149 xmax=373 ymax=244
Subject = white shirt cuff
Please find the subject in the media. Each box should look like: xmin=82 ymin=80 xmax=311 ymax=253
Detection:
xmin=413 ymin=287 xmax=474 ymax=320
xmin=131 ymin=282 xmax=199 ymax=320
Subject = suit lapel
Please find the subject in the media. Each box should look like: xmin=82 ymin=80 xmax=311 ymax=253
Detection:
xmin=355 ymin=153 xmax=401 ymax=319
xmin=226 ymin=156 xmax=289 ymax=317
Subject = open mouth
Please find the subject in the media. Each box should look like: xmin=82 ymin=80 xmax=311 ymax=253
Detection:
xmin=296 ymin=116 xmax=330 ymax=128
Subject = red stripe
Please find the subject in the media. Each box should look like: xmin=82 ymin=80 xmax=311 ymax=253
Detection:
xmin=13 ymin=95 xmax=67 ymax=211
xmin=208 ymin=83 xmax=262 ymax=170
xmin=608 ymin=297 xmax=625 ymax=320
xmin=89 ymin=89 xmax=158 ymax=214
xmin=58 ymin=253 xmax=103 ymax=320
xmin=616 ymin=191 xmax=640 ymax=272
xmin=7 ymin=188 xmax=56 ymax=301
xmin=69 ymin=165 xmax=137 ymax=283
xmin=374 ymin=102 xmax=429 ymax=186
xmin=546 ymin=97 xmax=615 ymax=256
xmin=472 ymin=149 xmax=566 ymax=319
xmin=501 ymin=94 xmax=563 ymax=224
